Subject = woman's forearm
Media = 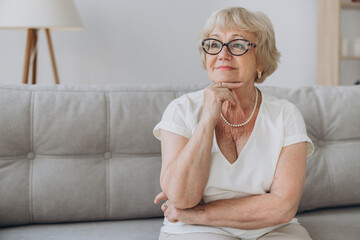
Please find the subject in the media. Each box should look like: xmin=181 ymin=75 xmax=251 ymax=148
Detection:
xmin=184 ymin=193 xmax=296 ymax=230
xmin=161 ymin=120 xmax=214 ymax=209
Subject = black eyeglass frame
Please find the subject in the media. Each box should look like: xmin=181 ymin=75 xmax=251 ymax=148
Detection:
xmin=201 ymin=38 xmax=257 ymax=56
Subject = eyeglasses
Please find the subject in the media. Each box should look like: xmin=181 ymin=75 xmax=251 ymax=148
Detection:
xmin=201 ymin=38 xmax=256 ymax=56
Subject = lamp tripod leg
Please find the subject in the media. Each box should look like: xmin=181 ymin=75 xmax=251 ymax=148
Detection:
xmin=45 ymin=29 xmax=60 ymax=84
xmin=31 ymin=30 xmax=38 ymax=84
xmin=22 ymin=29 xmax=35 ymax=84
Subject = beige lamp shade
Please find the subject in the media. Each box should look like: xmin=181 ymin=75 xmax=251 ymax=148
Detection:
xmin=0 ymin=0 xmax=83 ymax=30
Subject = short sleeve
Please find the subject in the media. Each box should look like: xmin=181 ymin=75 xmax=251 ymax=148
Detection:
xmin=283 ymin=102 xmax=315 ymax=158
xmin=153 ymin=100 xmax=192 ymax=141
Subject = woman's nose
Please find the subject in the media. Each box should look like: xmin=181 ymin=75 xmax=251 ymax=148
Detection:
xmin=218 ymin=45 xmax=232 ymax=60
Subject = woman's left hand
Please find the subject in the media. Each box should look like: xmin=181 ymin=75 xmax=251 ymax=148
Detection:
xmin=162 ymin=200 xmax=204 ymax=224
xmin=161 ymin=200 xmax=183 ymax=223
xmin=155 ymin=192 xmax=183 ymax=223
xmin=155 ymin=191 xmax=203 ymax=224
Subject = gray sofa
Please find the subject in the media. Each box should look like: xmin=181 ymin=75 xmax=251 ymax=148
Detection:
xmin=0 ymin=83 xmax=359 ymax=240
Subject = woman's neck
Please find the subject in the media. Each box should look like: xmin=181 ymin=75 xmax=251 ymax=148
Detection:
xmin=224 ymin=84 xmax=257 ymax=116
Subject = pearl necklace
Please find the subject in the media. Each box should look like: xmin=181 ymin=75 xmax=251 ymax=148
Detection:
xmin=220 ymin=87 xmax=259 ymax=127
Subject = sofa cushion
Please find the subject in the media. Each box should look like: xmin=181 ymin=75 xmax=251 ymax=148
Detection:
xmin=260 ymin=86 xmax=360 ymax=212
xmin=0 ymin=84 xmax=204 ymax=227
xmin=0 ymin=218 xmax=164 ymax=240
xmin=297 ymin=206 xmax=360 ymax=240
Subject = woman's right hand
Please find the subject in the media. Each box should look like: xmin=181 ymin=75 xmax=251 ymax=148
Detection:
xmin=201 ymin=82 xmax=243 ymax=128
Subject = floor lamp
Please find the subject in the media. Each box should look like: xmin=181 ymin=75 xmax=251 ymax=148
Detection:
xmin=0 ymin=0 xmax=83 ymax=84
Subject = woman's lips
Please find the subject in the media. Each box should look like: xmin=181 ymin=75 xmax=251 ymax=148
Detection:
xmin=216 ymin=66 xmax=236 ymax=71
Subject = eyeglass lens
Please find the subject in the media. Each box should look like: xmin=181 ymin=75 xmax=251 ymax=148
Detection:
xmin=203 ymin=39 xmax=250 ymax=55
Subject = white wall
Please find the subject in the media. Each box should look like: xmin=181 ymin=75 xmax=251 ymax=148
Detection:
xmin=0 ymin=0 xmax=317 ymax=88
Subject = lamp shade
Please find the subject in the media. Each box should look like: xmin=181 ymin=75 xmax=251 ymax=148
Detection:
xmin=0 ymin=0 xmax=83 ymax=30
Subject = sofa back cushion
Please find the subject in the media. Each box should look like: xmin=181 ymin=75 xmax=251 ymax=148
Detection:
xmin=260 ymin=86 xmax=360 ymax=212
xmin=0 ymin=84 xmax=359 ymax=227
xmin=0 ymin=84 xmax=191 ymax=227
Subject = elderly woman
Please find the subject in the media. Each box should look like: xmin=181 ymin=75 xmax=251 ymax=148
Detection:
xmin=153 ymin=7 xmax=314 ymax=240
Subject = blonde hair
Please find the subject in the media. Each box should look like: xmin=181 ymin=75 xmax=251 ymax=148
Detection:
xmin=199 ymin=7 xmax=280 ymax=83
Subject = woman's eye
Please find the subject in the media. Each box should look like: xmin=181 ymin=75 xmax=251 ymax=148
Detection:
xmin=233 ymin=43 xmax=245 ymax=50
xmin=210 ymin=42 xmax=221 ymax=48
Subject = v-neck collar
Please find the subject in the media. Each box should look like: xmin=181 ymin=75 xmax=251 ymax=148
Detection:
xmin=213 ymin=90 xmax=264 ymax=167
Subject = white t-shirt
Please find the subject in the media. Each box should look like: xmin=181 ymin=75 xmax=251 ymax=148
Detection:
xmin=153 ymin=88 xmax=314 ymax=240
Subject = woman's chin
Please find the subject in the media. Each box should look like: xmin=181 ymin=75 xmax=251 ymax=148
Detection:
xmin=209 ymin=74 xmax=244 ymax=84
xmin=215 ymin=75 xmax=240 ymax=83
xmin=219 ymin=79 xmax=242 ymax=84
